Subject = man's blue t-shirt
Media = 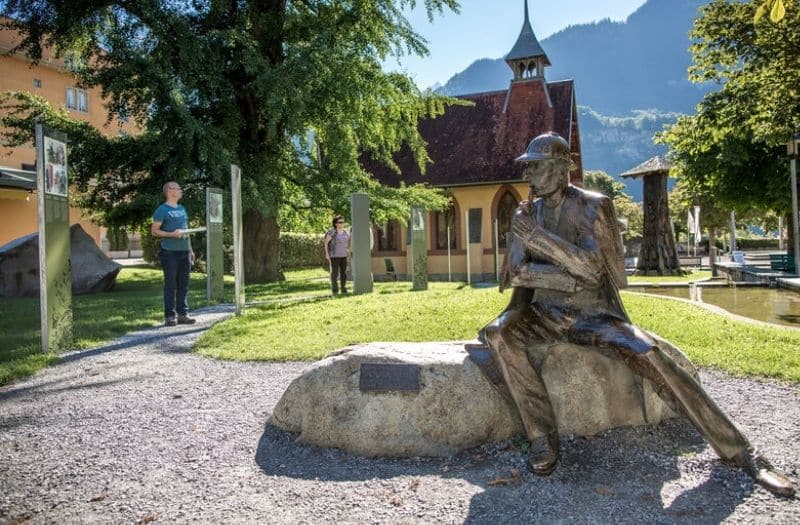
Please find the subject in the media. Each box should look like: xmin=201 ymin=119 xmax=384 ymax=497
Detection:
xmin=153 ymin=203 xmax=191 ymax=251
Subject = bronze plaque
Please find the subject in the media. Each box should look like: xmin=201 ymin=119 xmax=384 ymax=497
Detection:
xmin=359 ymin=363 xmax=420 ymax=392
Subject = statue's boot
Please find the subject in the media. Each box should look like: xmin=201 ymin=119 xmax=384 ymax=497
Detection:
xmin=730 ymin=450 xmax=796 ymax=498
xmin=527 ymin=432 xmax=560 ymax=476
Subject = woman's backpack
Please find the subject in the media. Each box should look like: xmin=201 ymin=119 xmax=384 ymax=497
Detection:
xmin=325 ymin=228 xmax=336 ymax=256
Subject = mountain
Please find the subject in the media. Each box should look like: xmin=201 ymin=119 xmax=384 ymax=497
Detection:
xmin=440 ymin=0 xmax=711 ymax=115
xmin=578 ymin=107 xmax=679 ymax=200
xmin=435 ymin=0 xmax=713 ymax=198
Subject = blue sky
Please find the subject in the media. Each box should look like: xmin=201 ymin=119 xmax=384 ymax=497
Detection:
xmin=388 ymin=0 xmax=647 ymax=89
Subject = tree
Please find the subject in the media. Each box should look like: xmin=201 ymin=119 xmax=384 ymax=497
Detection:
xmin=583 ymin=170 xmax=626 ymax=199
xmin=583 ymin=170 xmax=643 ymax=242
xmin=0 ymin=0 xmax=458 ymax=282
xmin=657 ymin=0 xmax=800 ymax=219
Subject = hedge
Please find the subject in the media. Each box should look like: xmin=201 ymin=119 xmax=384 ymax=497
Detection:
xmin=142 ymin=229 xmax=326 ymax=271
xmin=281 ymin=232 xmax=326 ymax=268
xmin=700 ymin=237 xmax=780 ymax=251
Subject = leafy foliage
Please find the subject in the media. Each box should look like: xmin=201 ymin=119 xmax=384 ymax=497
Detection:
xmin=657 ymin=0 xmax=800 ymax=216
xmin=0 ymin=0 xmax=459 ymax=281
xmin=583 ymin=170 xmax=643 ymax=240
xmin=755 ymin=0 xmax=787 ymax=22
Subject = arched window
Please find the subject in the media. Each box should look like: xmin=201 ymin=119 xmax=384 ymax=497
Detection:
xmin=433 ymin=203 xmax=457 ymax=250
xmin=376 ymin=220 xmax=400 ymax=252
xmin=494 ymin=189 xmax=521 ymax=248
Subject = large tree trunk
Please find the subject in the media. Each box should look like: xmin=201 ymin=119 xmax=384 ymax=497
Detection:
xmin=243 ymin=209 xmax=284 ymax=284
xmin=635 ymin=173 xmax=682 ymax=275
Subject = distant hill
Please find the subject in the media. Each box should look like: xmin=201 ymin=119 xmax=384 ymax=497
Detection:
xmin=436 ymin=0 xmax=712 ymax=200
xmin=578 ymin=107 xmax=679 ymax=200
xmin=440 ymin=0 xmax=711 ymax=115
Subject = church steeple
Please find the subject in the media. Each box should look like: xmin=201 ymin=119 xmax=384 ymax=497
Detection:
xmin=505 ymin=0 xmax=551 ymax=80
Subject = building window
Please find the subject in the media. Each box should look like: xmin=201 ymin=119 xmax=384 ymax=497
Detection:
xmin=33 ymin=78 xmax=42 ymax=88
xmin=376 ymin=220 xmax=400 ymax=252
xmin=496 ymin=190 xmax=518 ymax=248
xmin=66 ymin=87 xmax=88 ymax=112
xmin=433 ymin=203 xmax=457 ymax=250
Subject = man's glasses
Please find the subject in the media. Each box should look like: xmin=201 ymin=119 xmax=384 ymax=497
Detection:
xmin=336 ymin=220 xmax=345 ymax=224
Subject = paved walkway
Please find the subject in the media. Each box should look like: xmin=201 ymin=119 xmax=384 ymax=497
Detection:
xmin=1 ymin=305 xmax=798 ymax=523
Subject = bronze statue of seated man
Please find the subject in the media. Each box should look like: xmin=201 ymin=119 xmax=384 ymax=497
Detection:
xmin=481 ymin=132 xmax=795 ymax=497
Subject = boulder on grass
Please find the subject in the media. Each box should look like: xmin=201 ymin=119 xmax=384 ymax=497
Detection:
xmin=0 ymin=224 xmax=122 ymax=297
xmin=270 ymin=338 xmax=697 ymax=458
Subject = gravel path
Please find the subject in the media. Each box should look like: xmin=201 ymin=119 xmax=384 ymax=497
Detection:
xmin=1 ymin=305 xmax=799 ymax=524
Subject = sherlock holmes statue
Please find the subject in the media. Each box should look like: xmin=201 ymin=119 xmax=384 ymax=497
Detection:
xmin=482 ymin=132 xmax=795 ymax=497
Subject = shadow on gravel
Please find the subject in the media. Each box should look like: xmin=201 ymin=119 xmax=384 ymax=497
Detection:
xmin=0 ymin=376 xmax=135 ymax=403
xmin=254 ymin=420 xmax=750 ymax=522
xmin=57 ymin=326 xmax=208 ymax=364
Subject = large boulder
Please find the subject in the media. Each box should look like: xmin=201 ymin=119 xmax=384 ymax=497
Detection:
xmin=0 ymin=224 xmax=122 ymax=297
xmin=270 ymin=338 xmax=698 ymax=458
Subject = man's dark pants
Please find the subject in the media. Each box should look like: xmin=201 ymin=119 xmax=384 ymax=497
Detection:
xmin=330 ymin=257 xmax=348 ymax=293
xmin=159 ymin=249 xmax=191 ymax=319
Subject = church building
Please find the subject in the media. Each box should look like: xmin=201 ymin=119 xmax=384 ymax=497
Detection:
xmin=366 ymin=1 xmax=583 ymax=281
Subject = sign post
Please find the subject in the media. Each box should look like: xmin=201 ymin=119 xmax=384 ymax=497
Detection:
xmin=231 ymin=165 xmax=245 ymax=315
xmin=350 ymin=193 xmax=373 ymax=294
xmin=411 ymin=206 xmax=428 ymax=291
xmin=36 ymin=124 xmax=73 ymax=352
xmin=206 ymin=187 xmax=225 ymax=302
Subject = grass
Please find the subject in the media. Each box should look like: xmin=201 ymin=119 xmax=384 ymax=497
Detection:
xmin=196 ymin=281 xmax=504 ymax=361
xmin=6 ymin=265 xmax=800 ymax=385
xmin=0 ymin=265 xmax=335 ymax=385
xmin=197 ymin=281 xmax=800 ymax=383
xmin=623 ymin=292 xmax=800 ymax=381
xmin=0 ymin=266 xmax=223 ymax=385
xmin=626 ymin=269 xmax=712 ymax=284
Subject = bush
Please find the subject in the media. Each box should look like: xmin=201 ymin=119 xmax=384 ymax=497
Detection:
xmin=736 ymin=238 xmax=780 ymax=250
xmin=281 ymin=232 xmax=326 ymax=268
xmin=140 ymin=225 xmax=161 ymax=265
xmin=107 ymin=226 xmax=129 ymax=251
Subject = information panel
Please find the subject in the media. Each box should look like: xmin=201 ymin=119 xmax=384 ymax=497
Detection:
xmin=36 ymin=124 xmax=73 ymax=352
xmin=411 ymin=206 xmax=428 ymax=291
xmin=206 ymin=187 xmax=224 ymax=302
xmin=231 ymin=165 xmax=245 ymax=315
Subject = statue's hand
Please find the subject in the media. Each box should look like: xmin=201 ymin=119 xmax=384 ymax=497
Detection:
xmin=511 ymin=206 xmax=538 ymax=242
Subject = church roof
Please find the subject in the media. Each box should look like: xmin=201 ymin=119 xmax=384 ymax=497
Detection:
xmin=620 ymin=156 xmax=672 ymax=178
xmin=364 ymin=79 xmax=577 ymax=187
xmin=505 ymin=0 xmax=550 ymax=65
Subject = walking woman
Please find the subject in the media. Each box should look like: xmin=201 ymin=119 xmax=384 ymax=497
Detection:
xmin=324 ymin=215 xmax=351 ymax=294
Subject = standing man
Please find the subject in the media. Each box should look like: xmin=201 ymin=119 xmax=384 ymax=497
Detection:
xmin=152 ymin=181 xmax=196 ymax=326
xmin=482 ymin=132 xmax=794 ymax=497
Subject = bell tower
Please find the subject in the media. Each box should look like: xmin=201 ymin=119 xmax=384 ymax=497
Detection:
xmin=505 ymin=0 xmax=551 ymax=80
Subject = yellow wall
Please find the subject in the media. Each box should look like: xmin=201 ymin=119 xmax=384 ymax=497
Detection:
xmin=0 ymin=26 xmax=133 ymax=247
xmin=0 ymin=190 xmax=101 ymax=246
xmin=371 ymin=182 xmax=529 ymax=280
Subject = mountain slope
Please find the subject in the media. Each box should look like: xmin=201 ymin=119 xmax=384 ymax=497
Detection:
xmin=440 ymin=0 xmax=711 ymax=115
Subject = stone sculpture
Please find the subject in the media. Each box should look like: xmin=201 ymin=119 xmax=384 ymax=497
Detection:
xmin=480 ymin=132 xmax=794 ymax=497
xmin=0 ymin=224 xmax=121 ymax=297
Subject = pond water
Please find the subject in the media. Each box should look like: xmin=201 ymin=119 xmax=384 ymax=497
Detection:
xmin=631 ymin=286 xmax=800 ymax=328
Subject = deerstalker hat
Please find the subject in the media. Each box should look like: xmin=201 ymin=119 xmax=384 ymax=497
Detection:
xmin=515 ymin=132 xmax=571 ymax=162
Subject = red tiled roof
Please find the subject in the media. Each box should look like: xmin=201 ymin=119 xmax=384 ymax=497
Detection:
xmin=365 ymin=78 xmax=579 ymax=187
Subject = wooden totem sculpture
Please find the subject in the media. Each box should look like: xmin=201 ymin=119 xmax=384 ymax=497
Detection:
xmin=621 ymin=156 xmax=682 ymax=276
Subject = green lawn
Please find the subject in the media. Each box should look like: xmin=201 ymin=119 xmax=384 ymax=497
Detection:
xmin=197 ymin=281 xmax=800 ymax=383
xmin=0 ymin=265 xmax=337 ymax=385
xmin=5 ymin=265 xmax=800 ymax=385
xmin=627 ymin=269 xmax=712 ymax=284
